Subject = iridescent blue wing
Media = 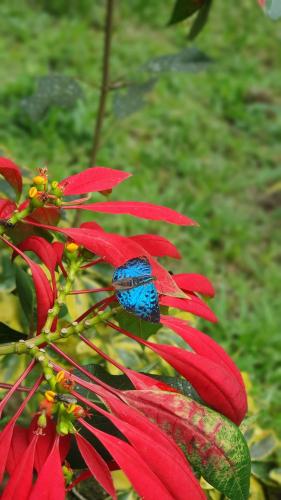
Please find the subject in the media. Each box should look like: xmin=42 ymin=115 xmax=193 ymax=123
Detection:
xmin=112 ymin=256 xmax=151 ymax=283
xmin=116 ymin=282 xmax=160 ymax=323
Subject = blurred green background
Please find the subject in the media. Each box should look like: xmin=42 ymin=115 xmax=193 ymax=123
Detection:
xmin=0 ymin=0 xmax=280 ymax=439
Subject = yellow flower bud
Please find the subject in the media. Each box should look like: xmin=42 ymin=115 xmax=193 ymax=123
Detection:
xmin=33 ymin=175 xmax=47 ymax=185
xmin=29 ymin=187 xmax=38 ymax=199
xmin=51 ymin=181 xmax=59 ymax=189
xmin=45 ymin=390 xmax=57 ymax=402
xmin=65 ymin=242 xmax=79 ymax=253
xmin=56 ymin=370 xmax=66 ymax=383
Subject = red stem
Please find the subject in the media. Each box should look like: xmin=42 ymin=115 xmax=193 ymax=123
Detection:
xmin=0 ymin=359 xmax=36 ymax=418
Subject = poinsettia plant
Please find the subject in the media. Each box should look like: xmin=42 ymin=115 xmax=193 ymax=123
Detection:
xmin=0 ymin=156 xmax=251 ymax=499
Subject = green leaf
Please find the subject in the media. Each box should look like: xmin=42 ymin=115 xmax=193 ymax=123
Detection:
xmin=168 ymin=0 xmax=205 ymax=25
xmin=143 ymin=47 xmax=212 ymax=74
xmin=112 ymin=79 xmax=157 ymax=119
xmin=116 ymin=310 xmax=161 ymax=340
xmin=21 ymin=74 xmax=83 ymax=121
xmin=15 ymin=265 xmax=35 ymax=330
xmin=124 ymin=390 xmax=251 ymax=500
xmin=251 ymin=461 xmax=278 ymax=487
xmin=0 ymin=322 xmax=26 ymax=343
xmin=188 ymin=0 xmax=213 ymax=40
xmin=249 ymin=432 xmax=278 ymax=460
xmin=0 ymin=254 xmax=15 ymax=292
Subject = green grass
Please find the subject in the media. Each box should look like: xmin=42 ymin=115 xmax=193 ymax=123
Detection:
xmin=0 ymin=0 xmax=280 ymax=433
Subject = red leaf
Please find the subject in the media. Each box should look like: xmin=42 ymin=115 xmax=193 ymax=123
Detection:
xmin=60 ymin=167 xmax=131 ymax=195
xmin=24 ymin=224 xmax=184 ymax=297
xmin=129 ymin=234 xmax=181 ymax=259
xmin=0 ymin=420 xmax=16 ymax=483
xmin=28 ymin=417 xmax=70 ymax=473
xmin=30 ymin=436 xmax=65 ymax=500
xmin=80 ymin=221 xmax=104 ymax=231
xmin=142 ymin=340 xmax=247 ymax=425
xmin=174 ymin=273 xmax=215 ymax=297
xmin=76 ymin=433 xmax=116 ymax=499
xmin=65 ymin=200 xmax=197 ymax=226
xmin=62 ymin=228 xmax=184 ymax=297
xmin=6 ymin=426 xmax=29 ymax=475
xmin=17 ymin=236 xmax=57 ymax=274
xmin=2 ymin=236 xmax=54 ymax=333
xmin=2 ymin=433 xmax=38 ymax=500
xmin=0 ymin=198 xmax=16 ymax=218
xmin=161 ymin=315 xmax=245 ymax=389
xmin=160 ymin=295 xmax=218 ymax=322
xmin=0 ymin=157 xmax=23 ymax=195
xmin=100 ymin=395 xmax=205 ymax=500
xmin=52 ymin=241 xmax=65 ymax=267
xmin=80 ymin=420 xmax=175 ymax=500
xmin=29 ymin=206 xmax=61 ymax=226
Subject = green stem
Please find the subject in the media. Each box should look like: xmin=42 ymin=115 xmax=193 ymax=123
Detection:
xmin=0 ymin=309 xmax=114 ymax=356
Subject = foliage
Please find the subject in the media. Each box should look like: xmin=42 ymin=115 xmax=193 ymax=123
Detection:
xmin=0 ymin=159 xmax=250 ymax=498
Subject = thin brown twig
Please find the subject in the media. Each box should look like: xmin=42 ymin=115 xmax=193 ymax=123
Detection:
xmin=90 ymin=0 xmax=114 ymax=165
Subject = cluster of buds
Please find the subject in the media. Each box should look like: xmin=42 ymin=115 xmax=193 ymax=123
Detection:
xmin=38 ymin=371 xmax=89 ymax=434
xmin=28 ymin=168 xmax=63 ymax=208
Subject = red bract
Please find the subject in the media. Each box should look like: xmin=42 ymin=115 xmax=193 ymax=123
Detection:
xmin=129 ymin=233 xmax=181 ymax=259
xmin=30 ymin=435 xmax=65 ymax=500
xmin=2 ymin=433 xmax=39 ymax=500
xmin=59 ymin=166 xmax=131 ymax=195
xmin=64 ymin=200 xmax=197 ymax=225
xmin=75 ymin=433 xmax=116 ymax=499
xmin=0 ymin=198 xmax=16 ymax=218
xmin=1 ymin=236 xmax=54 ymax=333
xmin=0 ymin=157 xmax=22 ymax=195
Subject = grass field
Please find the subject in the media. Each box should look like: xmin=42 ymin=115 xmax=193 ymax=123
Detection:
xmin=0 ymin=0 xmax=280 ymax=433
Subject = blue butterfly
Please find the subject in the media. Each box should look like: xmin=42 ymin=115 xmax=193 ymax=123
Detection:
xmin=112 ymin=256 xmax=160 ymax=323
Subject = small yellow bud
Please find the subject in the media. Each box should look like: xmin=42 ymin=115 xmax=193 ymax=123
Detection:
xmin=45 ymin=390 xmax=57 ymax=402
xmin=65 ymin=242 xmax=79 ymax=253
xmin=51 ymin=181 xmax=59 ymax=189
xmin=29 ymin=187 xmax=38 ymax=199
xmin=56 ymin=370 xmax=66 ymax=383
xmin=33 ymin=175 xmax=47 ymax=185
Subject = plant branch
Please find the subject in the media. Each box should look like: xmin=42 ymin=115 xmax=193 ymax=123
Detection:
xmin=90 ymin=0 xmax=114 ymax=166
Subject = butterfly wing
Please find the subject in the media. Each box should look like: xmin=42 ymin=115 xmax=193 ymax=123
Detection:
xmin=116 ymin=282 xmax=160 ymax=323
xmin=112 ymin=256 xmax=152 ymax=283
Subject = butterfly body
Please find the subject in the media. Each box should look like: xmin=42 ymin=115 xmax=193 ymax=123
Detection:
xmin=112 ymin=257 xmax=160 ymax=323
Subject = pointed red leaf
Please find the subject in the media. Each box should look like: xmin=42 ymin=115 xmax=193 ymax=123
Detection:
xmin=80 ymin=221 xmax=104 ymax=231
xmin=122 ymin=390 xmax=251 ymax=500
xmin=60 ymin=228 xmax=184 ymax=297
xmin=17 ymin=236 xmax=57 ymax=274
xmin=0 ymin=198 xmax=16 ymax=218
xmin=99 ymin=394 xmax=205 ymax=500
xmin=141 ymin=341 xmax=247 ymax=424
xmin=129 ymin=234 xmax=181 ymax=259
xmin=6 ymin=426 xmax=29 ymax=475
xmin=161 ymin=315 xmax=245 ymax=389
xmin=30 ymin=206 xmax=61 ymax=226
xmin=28 ymin=417 xmax=70 ymax=473
xmin=2 ymin=433 xmax=38 ymax=500
xmin=79 ymin=419 xmax=175 ymax=500
xmin=0 ymin=420 xmax=16 ymax=483
xmin=65 ymin=200 xmax=197 ymax=226
xmin=30 ymin=436 xmax=65 ymax=500
xmin=76 ymin=433 xmax=116 ymax=499
xmin=160 ymin=295 xmax=218 ymax=322
xmin=174 ymin=273 xmax=215 ymax=297
xmin=60 ymin=167 xmax=131 ymax=195
xmin=0 ymin=157 xmax=22 ymax=195
xmin=2 ymin=236 xmax=54 ymax=333
xmin=52 ymin=241 xmax=65 ymax=266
